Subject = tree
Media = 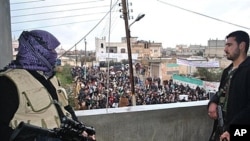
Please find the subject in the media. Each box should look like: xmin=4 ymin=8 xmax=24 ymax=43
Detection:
xmin=56 ymin=64 xmax=76 ymax=108
xmin=195 ymin=51 xmax=203 ymax=56
xmin=56 ymin=64 xmax=73 ymax=86
xmin=194 ymin=67 xmax=223 ymax=81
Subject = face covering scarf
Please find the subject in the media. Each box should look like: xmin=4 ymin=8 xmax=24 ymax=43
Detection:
xmin=7 ymin=30 xmax=60 ymax=78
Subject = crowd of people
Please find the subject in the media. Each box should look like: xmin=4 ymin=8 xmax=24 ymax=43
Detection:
xmin=71 ymin=65 xmax=208 ymax=110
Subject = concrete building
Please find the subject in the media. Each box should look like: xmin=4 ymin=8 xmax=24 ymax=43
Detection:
xmin=175 ymin=44 xmax=206 ymax=56
xmin=189 ymin=44 xmax=206 ymax=55
xmin=174 ymin=40 xmax=225 ymax=58
xmin=148 ymin=58 xmax=184 ymax=81
xmin=95 ymin=37 xmax=131 ymax=62
xmin=175 ymin=44 xmax=189 ymax=56
xmin=204 ymin=39 xmax=225 ymax=58
xmin=131 ymin=39 xmax=162 ymax=60
xmin=95 ymin=37 xmax=162 ymax=63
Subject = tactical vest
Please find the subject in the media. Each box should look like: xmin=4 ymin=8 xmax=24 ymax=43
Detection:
xmin=219 ymin=68 xmax=237 ymax=112
xmin=1 ymin=69 xmax=70 ymax=129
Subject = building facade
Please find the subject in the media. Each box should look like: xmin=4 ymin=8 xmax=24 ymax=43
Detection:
xmin=204 ymin=39 xmax=225 ymax=58
xmin=12 ymin=39 xmax=18 ymax=59
xmin=95 ymin=37 xmax=162 ymax=63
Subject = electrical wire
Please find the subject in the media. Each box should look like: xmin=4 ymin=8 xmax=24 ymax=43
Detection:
xmin=11 ymin=0 xmax=103 ymax=11
xmin=57 ymin=0 xmax=119 ymax=58
xmin=99 ymin=6 xmax=120 ymax=37
xmin=11 ymin=5 xmax=110 ymax=18
xmin=10 ymin=0 xmax=45 ymax=5
xmin=12 ymin=11 xmax=111 ymax=24
xmin=11 ymin=19 xmax=100 ymax=32
xmin=157 ymin=0 xmax=250 ymax=30
xmin=11 ymin=0 xmax=115 ymax=32
xmin=105 ymin=0 xmax=113 ymax=111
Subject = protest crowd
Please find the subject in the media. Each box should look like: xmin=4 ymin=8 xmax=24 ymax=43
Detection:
xmin=70 ymin=65 xmax=208 ymax=110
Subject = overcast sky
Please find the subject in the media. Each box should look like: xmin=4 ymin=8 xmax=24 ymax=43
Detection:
xmin=10 ymin=0 xmax=250 ymax=51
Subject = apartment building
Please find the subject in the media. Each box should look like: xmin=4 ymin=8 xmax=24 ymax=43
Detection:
xmin=95 ymin=37 xmax=162 ymax=62
xmin=204 ymin=39 xmax=225 ymax=58
xmin=132 ymin=40 xmax=162 ymax=59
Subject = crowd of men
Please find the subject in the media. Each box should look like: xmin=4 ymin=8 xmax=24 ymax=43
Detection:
xmin=70 ymin=65 xmax=208 ymax=110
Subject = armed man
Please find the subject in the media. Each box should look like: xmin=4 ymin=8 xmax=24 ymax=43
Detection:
xmin=207 ymin=30 xmax=250 ymax=141
xmin=0 ymin=30 xmax=96 ymax=141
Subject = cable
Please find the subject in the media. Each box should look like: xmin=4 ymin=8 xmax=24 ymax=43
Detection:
xmin=99 ymin=6 xmax=120 ymax=37
xmin=11 ymin=19 xmax=100 ymax=32
xmin=105 ymin=0 xmax=113 ymax=110
xmin=11 ymin=0 xmax=104 ymax=11
xmin=11 ymin=1 xmax=113 ymax=32
xmin=10 ymin=0 xmax=45 ymax=5
xmin=12 ymin=11 xmax=111 ymax=24
xmin=11 ymin=5 xmax=110 ymax=18
xmin=58 ymin=0 xmax=120 ymax=58
xmin=157 ymin=0 xmax=250 ymax=30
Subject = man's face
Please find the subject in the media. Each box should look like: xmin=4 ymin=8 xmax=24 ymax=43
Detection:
xmin=224 ymin=37 xmax=240 ymax=61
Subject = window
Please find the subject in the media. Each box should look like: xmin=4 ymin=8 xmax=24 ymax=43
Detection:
xmin=101 ymin=43 xmax=104 ymax=48
xmin=121 ymin=49 xmax=126 ymax=53
xmin=144 ymin=42 xmax=149 ymax=48
xmin=106 ymin=46 xmax=117 ymax=53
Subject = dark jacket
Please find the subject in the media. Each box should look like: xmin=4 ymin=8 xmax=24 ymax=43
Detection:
xmin=208 ymin=57 xmax=250 ymax=139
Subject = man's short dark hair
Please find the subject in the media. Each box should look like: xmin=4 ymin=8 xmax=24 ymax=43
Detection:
xmin=226 ymin=30 xmax=250 ymax=53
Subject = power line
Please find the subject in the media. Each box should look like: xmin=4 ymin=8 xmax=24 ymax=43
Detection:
xmin=11 ymin=0 xmax=104 ymax=11
xmin=12 ymin=11 xmax=112 ymax=24
xmin=157 ymin=0 xmax=250 ymax=30
xmin=11 ymin=0 xmax=113 ymax=32
xmin=11 ymin=5 xmax=110 ymax=18
xmin=10 ymin=0 xmax=45 ymax=5
xmin=99 ymin=6 xmax=120 ymax=37
xmin=58 ymin=0 xmax=120 ymax=58
xmin=11 ymin=19 xmax=100 ymax=32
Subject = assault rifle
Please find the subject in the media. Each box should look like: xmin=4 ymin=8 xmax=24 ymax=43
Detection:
xmin=214 ymin=105 xmax=227 ymax=141
xmin=217 ymin=105 xmax=224 ymax=137
xmin=10 ymin=117 xmax=96 ymax=141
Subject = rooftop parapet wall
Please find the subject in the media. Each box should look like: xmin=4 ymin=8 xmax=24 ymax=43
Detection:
xmin=76 ymin=100 xmax=213 ymax=141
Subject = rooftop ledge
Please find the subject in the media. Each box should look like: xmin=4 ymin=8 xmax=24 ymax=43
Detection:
xmin=75 ymin=100 xmax=209 ymax=116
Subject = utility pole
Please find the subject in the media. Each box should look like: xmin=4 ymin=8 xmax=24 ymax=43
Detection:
xmin=75 ymin=45 xmax=77 ymax=66
xmin=121 ymin=0 xmax=136 ymax=106
xmin=84 ymin=39 xmax=87 ymax=79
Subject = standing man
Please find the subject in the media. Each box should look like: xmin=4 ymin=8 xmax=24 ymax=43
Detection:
xmin=207 ymin=30 xmax=250 ymax=141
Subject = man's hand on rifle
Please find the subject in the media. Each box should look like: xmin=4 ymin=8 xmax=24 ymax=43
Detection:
xmin=220 ymin=131 xmax=229 ymax=141
xmin=82 ymin=131 xmax=96 ymax=141
xmin=208 ymin=102 xmax=218 ymax=119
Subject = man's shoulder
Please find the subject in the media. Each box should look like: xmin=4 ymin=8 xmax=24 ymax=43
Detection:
xmin=241 ymin=57 xmax=250 ymax=67
xmin=0 ymin=69 xmax=30 ymax=79
xmin=1 ymin=68 xmax=26 ymax=73
xmin=0 ymin=68 xmax=14 ymax=76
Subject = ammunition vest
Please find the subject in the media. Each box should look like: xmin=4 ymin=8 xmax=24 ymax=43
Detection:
xmin=219 ymin=68 xmax=237 ymax=112
xmin=1 ymin=69 xmax=70 ymax=129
